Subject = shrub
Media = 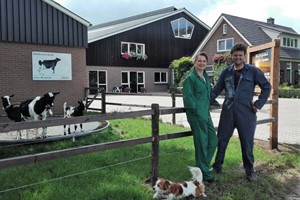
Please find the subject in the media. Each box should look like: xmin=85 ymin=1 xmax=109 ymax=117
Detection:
xmin=212 ymin=53 xmax=232 ymax=85
xmin=279 ymin=83 xmax=300 ymax=98
xmin=170 ymin=57 xmax=193 ymax=86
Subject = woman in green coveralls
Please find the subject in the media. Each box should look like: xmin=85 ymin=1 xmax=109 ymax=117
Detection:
xmin=183 ymin=52 xmax=217 ymax=183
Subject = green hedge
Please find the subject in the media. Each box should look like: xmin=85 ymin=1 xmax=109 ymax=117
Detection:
xmin=279 ymin=87 xmax=300 ymax=98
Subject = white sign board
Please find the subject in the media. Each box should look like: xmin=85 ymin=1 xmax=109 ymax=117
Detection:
xmin=32 ymin=51 xmax=72 ymax=80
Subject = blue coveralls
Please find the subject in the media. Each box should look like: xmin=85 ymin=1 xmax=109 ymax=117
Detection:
xmin=183 ymin=68 xmax=218 ymax=181
xmin=211 ymin=63 xmax=271 ymax=175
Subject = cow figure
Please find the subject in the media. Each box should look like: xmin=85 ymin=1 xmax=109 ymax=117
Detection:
xmin=63 ymin=100 xmax=86 ymax=135
xmin=20 ymin=92 xmax=60 ymax=138
xmin=38 ymin=58 xmax=61 ymax=74
xmin=112 ymin=86 xmax=123 ymax=93
xmin=1 ymin=94 xmax=23 ymax=139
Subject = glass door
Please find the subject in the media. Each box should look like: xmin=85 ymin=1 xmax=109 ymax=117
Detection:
xmin=137 ymin=71 xmax=145 ymax=92
xmin=88 ymin=71 xmax=107 ymax=94
xmin=121 ymin=71 xmax=145 ymax=93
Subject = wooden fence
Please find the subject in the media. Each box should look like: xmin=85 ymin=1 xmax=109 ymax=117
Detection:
xmin=0 ymin=90 xmax=277 ymax=186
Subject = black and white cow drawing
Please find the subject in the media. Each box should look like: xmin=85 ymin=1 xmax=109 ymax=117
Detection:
xmin=38 ymin=58 xmax=61 ymax=74
xmin=20 ymin=92 xmax=60 ymax=138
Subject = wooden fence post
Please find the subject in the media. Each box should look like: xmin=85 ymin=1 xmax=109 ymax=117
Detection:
xmin=270 ymin=39 xmax=280 ymax=149
xmin=171 ymin=92 xmax=176 ymax=124
xmin=151 ymin=103 xmax=160 ymax=186
xmin=101 ymin=89 xmax=106 ymax=114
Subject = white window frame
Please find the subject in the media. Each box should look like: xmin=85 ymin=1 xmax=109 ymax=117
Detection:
xmin=121 ymin=71 xmax=130 ymax=86
xmin=89 ymin=70 xmax=107 ymax=92
xmin=287 ymin=62 xmax=292 ymax=83
xmin=282 ymin=37 xmax=299 ymax=48
xmin=217 ymin=38 xmax=234 ymax=52
xmin=154 ymin=72 xmax=168 ymax=83
xmin=121 ymin=42 xmax=146 ymax=56
xmin=170 ymin=17 xmax=194 ymax=39
xmin=121 ymin=71 xmax=146 ymax=92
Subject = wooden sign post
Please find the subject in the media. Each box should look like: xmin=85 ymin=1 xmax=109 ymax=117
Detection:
xmin=247 ymin=39 xmax=280 ymax=149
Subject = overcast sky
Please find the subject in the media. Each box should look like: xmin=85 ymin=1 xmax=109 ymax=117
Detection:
xmin=54 ymin=0 xmax=300 ymax=33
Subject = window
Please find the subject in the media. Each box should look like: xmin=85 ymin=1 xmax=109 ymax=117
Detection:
xmin=121 ymin=71 xmax=145 ymax=93
xmin=282 ymin=37 xmax=299 ymax=48
xmin=121 ymin=42 xmax=148 ymax=60
xmin=217 ymin=38 xmax=234 ymax=52
xmin=154 ymin=72 xmax=168 ymax=83
xmin=171 ymin=17 xmax=194 ymax=39
xmin=296 ymin=64 xmax=300 ymax=84
xmin=287 ymin=62 xmax=292 ymax=84
xmin=223 ymin=24 xmax=227 ymax=35
xmin=88 ymin=70 xmax=107 ymax=94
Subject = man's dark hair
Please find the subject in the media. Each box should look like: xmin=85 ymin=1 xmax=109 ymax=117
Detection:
xmin=230 ymin=43 xmax=247 ymax=55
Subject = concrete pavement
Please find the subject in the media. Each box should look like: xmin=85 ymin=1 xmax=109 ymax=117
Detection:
xmin=89 ymin=94 xmax=300 ymax=145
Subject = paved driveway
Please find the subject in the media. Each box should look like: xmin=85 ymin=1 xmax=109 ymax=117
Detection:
xmin=89 ymin=94 xmax=300 ymax=145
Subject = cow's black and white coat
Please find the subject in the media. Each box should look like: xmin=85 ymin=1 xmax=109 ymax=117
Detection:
xmin=63 ymin=100 xmax=86 ymax=135
xmin=1 ymin=95 xmax=23 ymax=139
xmin=38 ymin=57 xmax=61 ymax=74
xmin=112 ymin=86 xmax=123 ymax=93
xmin=20 ymin=92 xmax=60 ymax=138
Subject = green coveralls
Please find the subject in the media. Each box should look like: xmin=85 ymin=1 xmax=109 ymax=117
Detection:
xmin=182 ymin=68 xmax=218 ymax=181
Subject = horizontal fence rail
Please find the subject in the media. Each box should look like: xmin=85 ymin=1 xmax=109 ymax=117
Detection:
xmin=1 ymin=90 xmax=278 ymax=185
xmin=0 ymin=110 xmax=153 ymax=133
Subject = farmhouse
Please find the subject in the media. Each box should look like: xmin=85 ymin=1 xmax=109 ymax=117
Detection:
xmin=86 ymin=7 xmax=210 ymax=93
xmin=193 ymin=14 xmax=300 ymax=85
xmin=0 ymin=0 xmax=90 ymax=115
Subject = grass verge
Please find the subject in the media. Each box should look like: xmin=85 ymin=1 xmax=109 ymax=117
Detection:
xmin=0 ymin=118 xmax=299 ymax=200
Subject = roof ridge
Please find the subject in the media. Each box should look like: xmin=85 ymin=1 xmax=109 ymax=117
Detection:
xmin=89 ymin=6 xmax=177 ymax=30
xmin=222 ymin=13 xmax=296 ymax=32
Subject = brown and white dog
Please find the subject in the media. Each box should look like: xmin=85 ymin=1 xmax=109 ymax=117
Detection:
xmin=153 ymin=166 xmax=207 ymax=199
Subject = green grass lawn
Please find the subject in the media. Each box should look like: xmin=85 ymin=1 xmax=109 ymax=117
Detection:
xmin=0 ymin=118 xmax=299 ymax=200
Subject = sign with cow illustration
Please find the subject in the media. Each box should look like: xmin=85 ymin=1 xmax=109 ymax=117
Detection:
xmin=32 ymin=51 xmax=72 ymax=80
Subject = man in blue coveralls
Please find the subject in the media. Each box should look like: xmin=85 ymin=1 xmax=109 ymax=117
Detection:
xmin=210 ymin=43 xmax=271 ymax=181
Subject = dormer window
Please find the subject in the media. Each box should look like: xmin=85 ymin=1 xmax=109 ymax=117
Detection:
xmin=282 ymin=37 xmax=298 ymax=48
xmin=170 ymin=17 xmax=194 ymax=39
xmin=223 ymin=24 xmax=227 ymax=35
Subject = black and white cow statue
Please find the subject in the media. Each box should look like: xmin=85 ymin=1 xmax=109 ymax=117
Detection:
xmin=63 ymin=100 xmax=86 ymax=135
xmin=20 ymin=92 xmax=60 ymax=138
xmin=112 ymin=86 xmax=123 ymax=93
xmin=1 ymin=94 xmax=23 ymax=139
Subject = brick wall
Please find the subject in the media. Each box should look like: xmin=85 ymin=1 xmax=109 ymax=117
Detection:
xmin=0 ymin=42 xmax=87 ymax=116
xmin=87 ymin=66 xmax=170 ymax=93
xmin=202 ymin=21 xmax=248 ymax=65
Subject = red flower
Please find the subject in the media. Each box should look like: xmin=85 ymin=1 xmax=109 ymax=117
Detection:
xmin=122 ymin=53 xmax=130 ymax=60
